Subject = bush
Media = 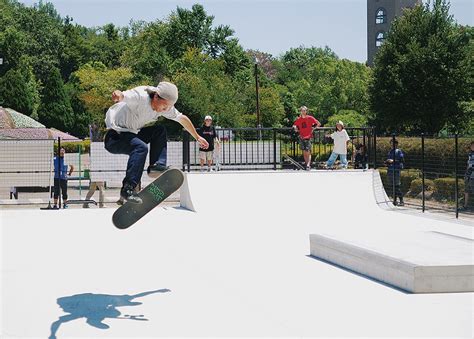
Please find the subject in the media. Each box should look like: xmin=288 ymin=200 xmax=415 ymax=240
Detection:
xmin=379 ymin=168 xmax=421 ymax=195
xmin=433 ymin=178 xmax=465 ymax=202
xmin=408 ymin=178 xmax=435 ymax=197
xmin=54 ymin=140 xmax=90 ymax=154
xmin=376 ymin=136 xmax=473 ymax=176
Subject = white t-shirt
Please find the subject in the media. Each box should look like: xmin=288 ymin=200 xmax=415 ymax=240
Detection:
xmin=105 ymin=86 xmax=182 ymax=134
xmin=330 ymin=129 xmax=350 ymax=154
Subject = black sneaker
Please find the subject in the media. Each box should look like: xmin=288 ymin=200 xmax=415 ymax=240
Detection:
xmin=147 ymin=163 xmax=169 ymax=177
xmin=120 ymin=184 xmax=142 ymax=204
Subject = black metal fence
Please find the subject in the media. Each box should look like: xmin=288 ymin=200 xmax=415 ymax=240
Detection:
xmin=374 ymin=133 xmax=474 ymax=218
xmin=182 ymin=127 xmax=376 ymax=171
xmin=1 ymin=128 xmax=472 ymax=219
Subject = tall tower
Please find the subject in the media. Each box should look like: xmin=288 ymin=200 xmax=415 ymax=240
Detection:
xmin=367 ymin=0 xmax=421 ymax=66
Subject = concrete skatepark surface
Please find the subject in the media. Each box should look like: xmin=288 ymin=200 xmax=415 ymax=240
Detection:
xmin=1 ymin=170 xmax=473 ymax=338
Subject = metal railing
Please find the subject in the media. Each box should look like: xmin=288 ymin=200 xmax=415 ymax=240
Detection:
xmin=182 ymin=127 xmax=376 ymax=172
xmin=1 ymin=128 xmax=472 ymax=219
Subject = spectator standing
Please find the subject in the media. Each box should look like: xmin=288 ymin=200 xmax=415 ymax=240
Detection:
xmin=326 ymin=121 xmax=350 ymax=169
xmin=84 ymin=123 xmax=105 ymax=208
xmin=53 ymin=147 xmax=74 ymax=209
xmin=197 ymin=116 xmax=220 ymax=172
xmin=461 ymin=141 xmax=474 ymax=211
xmin=84 ymin=182 xmax=105 ymax=208
xmin=385 ymin=139 xmax=405 ymax=206
xmin=293 ymin=106 xmax=321 ymax=170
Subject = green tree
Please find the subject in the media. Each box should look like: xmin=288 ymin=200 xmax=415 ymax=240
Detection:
xmin=370 ymin=0 xmax=473 ymax=134
xmin=73 ymin=62 xmax=149 ymax=125
xmin=242 ymin=86 xmax=286 ymax=127
xmin=171 ymin=49 xmax=245 ymax=131
xmin=60 ymin=16 xmax=92 ymax=80
xmin=0 ymin=57 xmax=40 ymax=119
xmin=121 ymin=21 xmax=171 ymax=81
xmin=327 ymin=110 xmax=368 ymax=128
xmin=87 ymin=23 xmax=124 ymax=68
xmin=38 ymin=66 xmax=74 ymax=132
xmin=0 ymin=27 xmax=29 ymax=74
xmin=65 ymin=80 xmax=92 ymax=138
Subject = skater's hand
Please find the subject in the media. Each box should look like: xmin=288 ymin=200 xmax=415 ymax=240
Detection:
xmin=112 ymin=90 xmax=123 ymax=103
xmin=197 ymin=136 xmax=209 ymax=149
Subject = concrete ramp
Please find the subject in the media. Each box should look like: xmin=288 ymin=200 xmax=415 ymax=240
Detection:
xmin=180 ymin=170 xmax=474 ymax=293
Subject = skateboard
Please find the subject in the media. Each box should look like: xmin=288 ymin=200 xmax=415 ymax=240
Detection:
xmin=112 ymin=168 xmax=184 ymax=229
xmin=283 ymin=154 xmax=305 ymax=170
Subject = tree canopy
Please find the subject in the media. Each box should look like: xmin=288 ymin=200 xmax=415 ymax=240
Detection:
xmin=370 ymin=0 xmax=473 ymax=135
xmin=0 ymin=0 xmax=470 ymax=138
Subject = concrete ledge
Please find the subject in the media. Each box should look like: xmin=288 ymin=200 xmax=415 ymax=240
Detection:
xmin=309 ymin=232 xmax=474 ymax=293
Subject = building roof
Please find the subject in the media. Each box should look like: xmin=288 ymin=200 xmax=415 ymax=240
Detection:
xmin=0 ymin=107 xmax=80 ymax=141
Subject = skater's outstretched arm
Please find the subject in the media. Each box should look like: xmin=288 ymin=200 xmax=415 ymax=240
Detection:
xmin=176 ymin=115 xmax=209 ymax=150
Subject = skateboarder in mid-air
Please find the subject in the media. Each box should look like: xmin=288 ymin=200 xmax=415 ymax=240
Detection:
xmin=105 ymin=82 xmax=208 ymax=204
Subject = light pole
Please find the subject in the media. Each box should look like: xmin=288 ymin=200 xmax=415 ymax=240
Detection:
xmin=254 ymin=56 xmax=261 ymax=130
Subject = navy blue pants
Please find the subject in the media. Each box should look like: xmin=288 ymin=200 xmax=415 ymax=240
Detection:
xmin=104 ymin=125 xmax=167 ymax=187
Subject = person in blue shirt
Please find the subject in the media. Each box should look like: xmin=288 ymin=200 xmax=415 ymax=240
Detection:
xmin=385 ymin=139 xmax=405 ymax=206
xmin=53 ymin=147 xmax=74 ymax=209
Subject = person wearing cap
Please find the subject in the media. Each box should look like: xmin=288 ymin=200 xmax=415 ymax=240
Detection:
xmin=105 ymin=82 xmax=208 ymax=204
xmin=292 ymin=106 xmax=321 ymax=170
xmin=326 ymin=121 xmax=350 ymax=169
xmin=197 ymin=115 xmax=220 ymax=172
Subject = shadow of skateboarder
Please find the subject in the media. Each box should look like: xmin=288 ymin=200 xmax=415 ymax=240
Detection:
xmin=49 ymin=289 xmax=170 ymax=339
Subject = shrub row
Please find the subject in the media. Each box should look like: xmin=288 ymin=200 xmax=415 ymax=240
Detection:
xmin=379 ymin=169 xmax=465 ymax=202
xmin=375 ymin=137 xmax=473 ymax=176
xmin=54 ymin=140 xmax=91 ymax=154
xmin=379 ymin=168 xmax=421 ymax=195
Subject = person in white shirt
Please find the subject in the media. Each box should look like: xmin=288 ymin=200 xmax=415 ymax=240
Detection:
xmin=104 ymin=82 xmax=208 ymax=203
xmin=326 ymin=120 xmax=350 ymax=169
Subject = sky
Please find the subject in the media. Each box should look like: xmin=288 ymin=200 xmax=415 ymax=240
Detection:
xmin=18 ymin=0 xmax=474 ymax=63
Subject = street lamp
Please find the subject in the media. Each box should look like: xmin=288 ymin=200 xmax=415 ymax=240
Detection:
xmin=254 ymin=56 xmax=261 ymax=130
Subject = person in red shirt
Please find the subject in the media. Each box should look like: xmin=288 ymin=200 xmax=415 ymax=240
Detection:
xmin=293 ymin=106 xmax=321 ymax=170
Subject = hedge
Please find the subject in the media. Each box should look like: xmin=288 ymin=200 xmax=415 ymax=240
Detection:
xmin=375 ymin=137 xmax=473 ymax=176
xmin=432 ymin=178 xmax=465 ymax=201
xmin=408 ymin=178 xmax=435 ymax=197
xmin=378 ymin=168 xmax=421 ymax=195
xmin=53 ymin=140 xmax=90 ymax=154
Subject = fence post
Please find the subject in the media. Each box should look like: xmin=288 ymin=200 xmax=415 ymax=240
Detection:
xmin=421 ymin=133 xmax=425 ymax=213
xmin=57 ymin=137 xmax=61 ymax=208
xmin=273 ymin=128 xmax=277 ymax=170
xmin=182 ymin=130 xmax=190 ymax=172
xmin=182 ymin=129 xmax=186 ymax=172
xmin=373 ymin=128 xmax=377 ymax=169
xmin=79 ymin=143 xmax=83 ymax=198
xmin=391 ymin=133 xmax=396 ymax=204
xmin=455 ymin=133 xmax=459 ymax=219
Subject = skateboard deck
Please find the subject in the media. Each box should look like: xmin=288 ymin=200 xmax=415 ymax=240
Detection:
xmin=283 ymin=154 xmax=305 ymax=170
xmin=112 ymin=168 xmax=184 ymax=229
